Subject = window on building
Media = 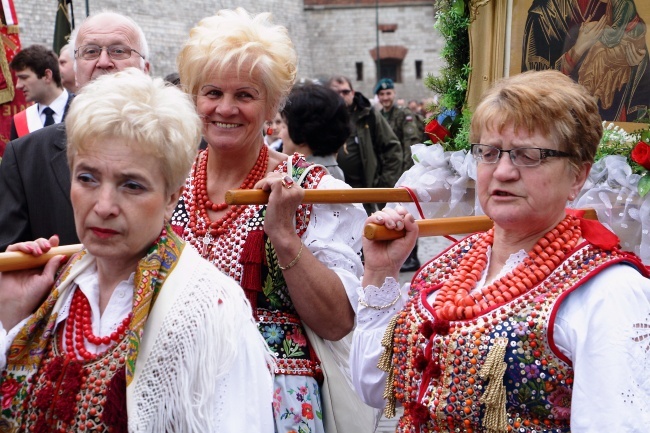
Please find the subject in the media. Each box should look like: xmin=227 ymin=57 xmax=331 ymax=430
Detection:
xmin=415 ymin=60 xmax=423 ymax=80
xmin=377 ymin=58 xmax=402 ymax=83
xmin=378 ymin=24 xmax=397 ymax=33
xmin=356 ymin=62 xmax=363 ymax=81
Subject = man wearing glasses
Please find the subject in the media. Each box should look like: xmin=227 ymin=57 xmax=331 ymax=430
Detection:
xmin=327 ymin=75 xmax=402 ymax=215
xmin=0 ymin=11 xmax=150 ymax=251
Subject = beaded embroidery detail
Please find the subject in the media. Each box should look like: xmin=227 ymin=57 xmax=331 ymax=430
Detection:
xmin=172 ymin=154 xmax=327 ymax=376
xmin=0 ymin=227 xmax=182 ymax=430
xmin=20 ymin=331 xmax=129 ymax=432
xmin=383 ymin=234 xmax=640 ymax=432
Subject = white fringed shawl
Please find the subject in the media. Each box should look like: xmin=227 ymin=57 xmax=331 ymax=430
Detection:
xmin=127 ymin=246 xmax=275 ymax=432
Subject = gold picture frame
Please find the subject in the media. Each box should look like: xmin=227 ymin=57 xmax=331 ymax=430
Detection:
xmin=468 ymin=0 xmax=650 ymax=132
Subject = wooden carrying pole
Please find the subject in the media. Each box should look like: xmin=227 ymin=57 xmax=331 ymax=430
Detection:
xmin=0 ymin=210 xmax=598 ymax=272
xmin=364 ymin=208 xmax=598 ymax=240
xmin=0 ymin=244 xmax=82 ymax=272
xmin=225 ymin=188 xmax=413 ymax=204
xmin=226 ymin=188 xmax=598 ymax=241
xmin=365 ymin=215 xmax=495 ymax=240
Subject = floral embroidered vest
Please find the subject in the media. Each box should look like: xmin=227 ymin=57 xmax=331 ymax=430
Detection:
xmin=172 ymin=154 xmax=327 ymax=378
xmin=2 ymin=329 xmax=128 ymax=433
xmin=1 ymin=231 xmax=180 ymax=432
xmin=384 ymin=234 xmax=644 ymax=432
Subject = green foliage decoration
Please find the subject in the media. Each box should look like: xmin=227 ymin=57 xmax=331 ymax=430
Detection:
xmin=423 ymin=0 xmax=471 ymax=152
xmin=598 ymin=122 xmax=650 ymax=197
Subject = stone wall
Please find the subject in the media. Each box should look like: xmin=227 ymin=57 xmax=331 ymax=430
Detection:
xmin=304 ymin=2 xmax=441 ymax=101
xmin=14 ymin=0 xmax=441 ymax=102
xmin=14 ymin=0 xmax=313 ymax=79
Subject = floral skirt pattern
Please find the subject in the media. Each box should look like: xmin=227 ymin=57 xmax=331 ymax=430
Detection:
xmin=273 ymin=375 xmax=324 ymax=433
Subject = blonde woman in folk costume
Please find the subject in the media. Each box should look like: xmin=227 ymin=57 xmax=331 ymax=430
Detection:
xmin=172 ymin=8 xmax=367 ymax=432
xmin=351 ymin=70 xmax=650 ymax=432
xmin=0 ymin=69 xmax=274 ymax=432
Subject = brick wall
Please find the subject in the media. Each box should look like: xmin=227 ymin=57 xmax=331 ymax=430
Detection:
xmin=14 ymin=0 xmax=441 ymax=102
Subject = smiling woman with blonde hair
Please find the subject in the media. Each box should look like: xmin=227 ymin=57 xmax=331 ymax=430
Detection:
xmin=173 ymin=8 xmax=369 ymax=432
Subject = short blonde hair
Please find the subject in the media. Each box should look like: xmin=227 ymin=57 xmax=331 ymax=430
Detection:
xmin=66 ymin=68 xmax=201 ymax=192
xmin=470 ymin=70 xmax=602 ymax=171
xmin=177 ymin=8 xmax=297 ymax=114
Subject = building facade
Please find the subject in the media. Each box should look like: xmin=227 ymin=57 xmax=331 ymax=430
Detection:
xmin=14 ymin=0 xmax=439 ymax=102
xmin=304 ymin=0 xmax=441 ymax=101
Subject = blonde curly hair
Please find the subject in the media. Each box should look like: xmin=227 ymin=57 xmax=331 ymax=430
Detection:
xmin=177 ymin=8 xmax=297 ymax=115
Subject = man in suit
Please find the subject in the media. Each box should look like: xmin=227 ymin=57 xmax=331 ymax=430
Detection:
xmin=9 ymin=45 xmax=72 ymax=139
xmin=0 ymin=11 xmax=150 ymax=251
xmin=58 ymin=43 xmax=78 ymax=94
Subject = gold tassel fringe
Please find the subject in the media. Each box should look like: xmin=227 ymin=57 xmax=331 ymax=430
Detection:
xmin=479 ymin=337 xmax=509 ymax=433
xmin=377 ymin=315 xmax=398 ymax=418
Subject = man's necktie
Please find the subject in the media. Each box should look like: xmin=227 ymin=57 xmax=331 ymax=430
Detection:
xmin=42 ymin=107 xmax=55 ymax=127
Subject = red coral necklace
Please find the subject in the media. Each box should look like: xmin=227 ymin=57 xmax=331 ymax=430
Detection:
xmin=188 ymin=145 xmax=269 ymax=238
xmin=65 ymin=289 xmax=132 ymax=361
xmin=434 ymin=214 xmax=581 ymax=321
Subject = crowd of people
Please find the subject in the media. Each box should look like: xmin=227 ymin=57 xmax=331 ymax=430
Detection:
xmin=0 ymin=6 xmax=648 ymax=433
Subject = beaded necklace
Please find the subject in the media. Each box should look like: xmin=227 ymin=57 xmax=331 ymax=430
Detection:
xmin=64 ymin=289 xmax=133 ymax=361
xmin=187 ymin=145 xmax=269 ymax=238
xmin=433 ymin=214 xmax=581 ymax=321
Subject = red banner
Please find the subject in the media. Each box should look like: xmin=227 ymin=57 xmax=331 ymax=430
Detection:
xmin=0 ymin=0 xmax=26 ymax=157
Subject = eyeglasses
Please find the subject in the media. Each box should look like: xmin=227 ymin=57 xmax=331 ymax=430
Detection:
xmin=336 ymin=89 xmax=352 ymax=96
xmin=470 ymin=143 xmax=572 ymax=167
xmin=75 ymin=44 xmax=145 ymax=61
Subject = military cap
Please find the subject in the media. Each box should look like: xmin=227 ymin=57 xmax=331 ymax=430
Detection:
xmin=374 ymin=78 xmax=394 ymax=94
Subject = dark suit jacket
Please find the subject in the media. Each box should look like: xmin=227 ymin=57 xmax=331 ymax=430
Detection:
xmin=0 ymin=123 xmax=78 ymax=251
xmin=9 ymin=92 xmax=74 ymax=141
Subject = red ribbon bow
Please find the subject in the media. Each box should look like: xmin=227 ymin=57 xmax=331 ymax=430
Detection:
xmin=566 ymin=208 xmax=619 ymax=250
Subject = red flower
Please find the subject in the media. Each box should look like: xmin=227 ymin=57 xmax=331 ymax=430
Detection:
xmin=548 ymin=386 xmax=572 ymax=420
xmin=424 ymin=120 xmax=450 ymax=144
xmin=631 ymin=141 xmax=650 ymax=170
xmin=302 ymin=402 xmax=314 ymax=420
xmin=288 ymin=329 xmax=307 ymax=346
xmin=1 ymin=377 xmax=20 ymax=409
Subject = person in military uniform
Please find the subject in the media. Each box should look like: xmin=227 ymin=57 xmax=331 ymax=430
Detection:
xmin=328 ymin=75 xmax=403 ymax=215
xmin=375 ymin=78 xmax=425 ymax=172
xmin=408 ymin=99 xmax=427 ymax=132
xmin=375 ymin=78 xmax=424 ymax=271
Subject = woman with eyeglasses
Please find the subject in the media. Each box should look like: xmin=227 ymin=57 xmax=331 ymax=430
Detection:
xmin=350 ymin=70 xmax=650 ymax=432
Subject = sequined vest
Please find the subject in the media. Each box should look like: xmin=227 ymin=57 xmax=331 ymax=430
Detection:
xmin=172 ymin=154 xmax=326 ymax=378
xmin=384 ymin=235 xmax=643 ymax=433
xmin=3 ymin=328 xmax=128 ymax=433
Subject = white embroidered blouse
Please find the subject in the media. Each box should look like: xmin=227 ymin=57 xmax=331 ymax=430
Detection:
xmin=351 ymin=250 xmax=650 ymax=432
